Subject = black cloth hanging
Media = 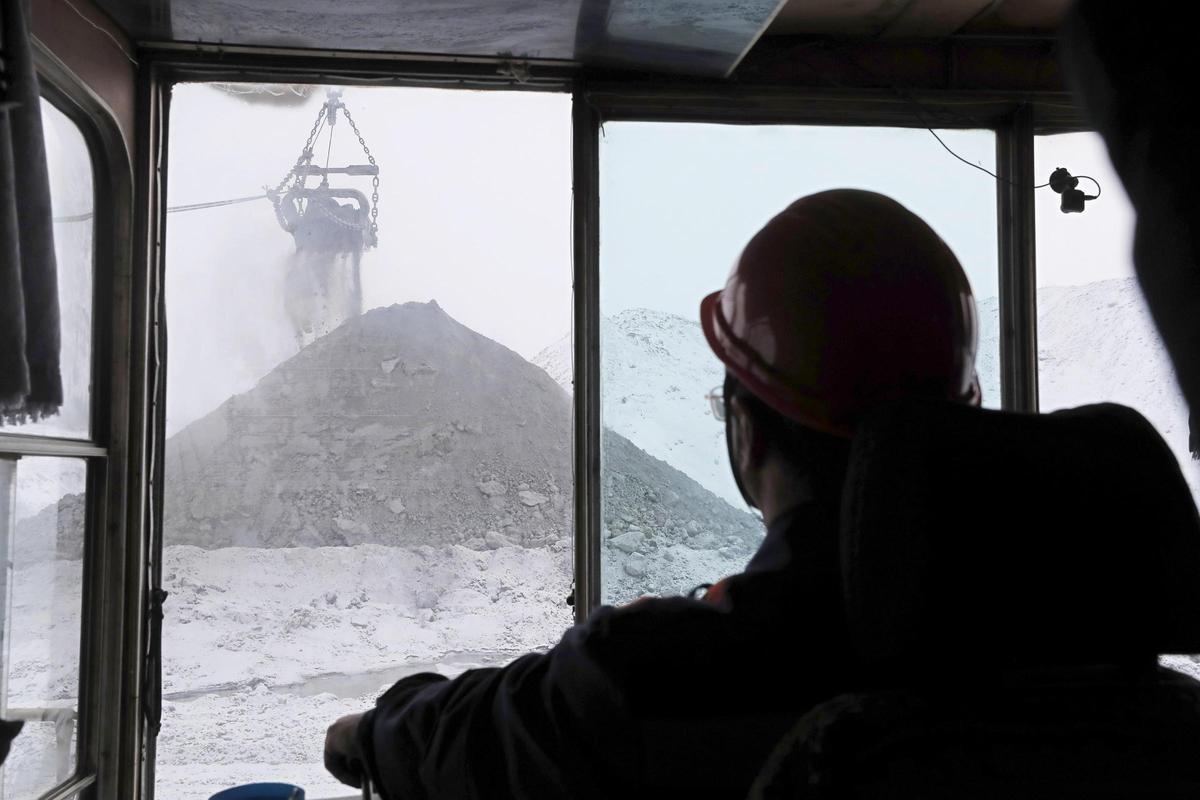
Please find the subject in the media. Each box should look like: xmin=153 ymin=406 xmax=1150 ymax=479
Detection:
xmin=0 ymin=718 xmax=23 ymax=766
xmin=1 ymin=0 xmax=62 ymax=426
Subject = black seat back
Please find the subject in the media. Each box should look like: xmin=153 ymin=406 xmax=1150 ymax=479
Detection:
xmin=842 ymin=401 xmax=1200 ymax=673
xmin=750 ymin=401 xmax=1200 ymax=798
xmin=750 ymin=669 xmax=1200 ymax=799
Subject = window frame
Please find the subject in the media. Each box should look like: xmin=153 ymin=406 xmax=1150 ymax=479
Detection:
xmin=43 ymin=41 xmax=139 ymax=800
xmin=1024 ymin=124 xmax=1138 ymax=418
xmin=138 ymin=53 xmax=578 ymax=800
xmin=0 ymin=46 xmax=136 ymax=800
xmin=994 ymin=109 xmax=1096 ymax=415
xmin=0 ymin=99 xmax=105 ymax=794
xmin=574 ymin=85 xmax=1085 ymax=614
xmin=121 ymin=47 xmax=1091 ymax=800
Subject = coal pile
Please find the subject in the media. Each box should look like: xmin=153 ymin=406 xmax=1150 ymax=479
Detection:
xmin=27 ymin=301 xmax=761 ymax=596
xmin=160 ymin=301 xmax=759 ymax=557
xmin=162 ymin=302 xmax=569 ymax=549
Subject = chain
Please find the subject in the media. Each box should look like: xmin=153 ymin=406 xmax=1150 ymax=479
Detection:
xmin=342 ymin=104 xmax=380 ymax=238
xmin=267 ymin=103 xmax=326 ymax=233
xmin=268 ymin=96 xmax=380 ymax=246
xmin=271 ymin=103 xmax=328 ymax=199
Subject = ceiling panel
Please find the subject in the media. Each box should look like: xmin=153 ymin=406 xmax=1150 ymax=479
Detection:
xmin=877 ymin=0 xmax=997 ymax=38
xmin=769 ymin=0 xmax=1071 ymax=38
xmin=92 ymin=0 xmax=787 ymax=76
xmin=769 ymin=0 xmax=909 ymax=37
xmin=961 ymin=0 xmax=1073 ymax=33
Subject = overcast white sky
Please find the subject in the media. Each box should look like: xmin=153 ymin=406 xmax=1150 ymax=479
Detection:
xmin=165 ymin=83 xmax=1128 ymax=432
xmin=1035 ymin=131 xmax=1135 ymax=287
xmin=601 ymin=122 xmax=1000 ymax=319
xmin=166 ymin=84 xmax=573 ymax=432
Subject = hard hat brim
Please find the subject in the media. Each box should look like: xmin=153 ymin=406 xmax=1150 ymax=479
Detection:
xmin=700 ymin=289 xmax=854 ymax=439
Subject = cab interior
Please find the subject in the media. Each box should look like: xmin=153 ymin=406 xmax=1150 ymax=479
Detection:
xmin=3 ymin=1 xmax=1198 ymax=798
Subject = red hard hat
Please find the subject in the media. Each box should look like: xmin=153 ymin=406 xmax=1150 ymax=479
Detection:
xmin=700 ymin=189 xmax=980 ymax=438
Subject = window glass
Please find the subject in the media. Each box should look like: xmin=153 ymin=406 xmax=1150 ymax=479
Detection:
xmin=1035 ymin=133 xmax=1198 ymax=490
xmin=1034 ymin=132 xmax=1200 ymax=680
xmin=9 ymin=101 xmax=95 ymax=440
xmin=161 ymin=83 xmax=572 ymax=798
xmin=1 ymin=456 xmax=86 ymax=798
xmin=594 ymin=122 xmax=1001 ymax=605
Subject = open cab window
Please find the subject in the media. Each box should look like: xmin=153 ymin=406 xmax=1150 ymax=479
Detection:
xmin=159 ymin=83 xmax=572 ymax=798
xmin=594 ymin=122 xmax=1001 ymax=605
xmin=1 ymin=99 xmax=97 ymax=799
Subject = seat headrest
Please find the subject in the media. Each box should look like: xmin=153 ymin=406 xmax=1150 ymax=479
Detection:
xmin=842 ymin=400 xmax=1200 ymax=672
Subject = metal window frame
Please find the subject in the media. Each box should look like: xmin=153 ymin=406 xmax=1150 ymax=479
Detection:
xmin=126 ymin=45 xmax=1091 ymax=795
xmin=572 ymin=90 xmax=602 ymax=622
xmin=133 ymin=50 xmax=579 ymax=800
xmin=0 ymin=41 xmax=137 ymax=800
xmin=1020 ymin=117 xmax=1111 ymax=414
xmin=571 ymin=83 xmax=1085 ymax=618
xmin=996 ymin=103 xmax=1039 ymax=412
xmin=134 ymin=57 xmax=169 ymax=800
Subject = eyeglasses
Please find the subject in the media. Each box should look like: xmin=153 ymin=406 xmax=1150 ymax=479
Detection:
xmin=705 ymin=386 xmax=726 ymax=422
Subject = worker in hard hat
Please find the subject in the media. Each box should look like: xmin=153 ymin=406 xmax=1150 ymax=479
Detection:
xmin=324 ymin=189 xmax=981 ymax=798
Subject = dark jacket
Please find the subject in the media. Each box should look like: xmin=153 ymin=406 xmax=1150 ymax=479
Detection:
xmin=359 ymin=500 xmax=853 ymax=799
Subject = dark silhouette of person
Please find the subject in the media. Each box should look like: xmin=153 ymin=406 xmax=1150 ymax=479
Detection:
xmin=323 ymin=190 xmax=982 ymax=798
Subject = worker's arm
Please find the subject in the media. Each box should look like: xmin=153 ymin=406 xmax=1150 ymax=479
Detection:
xmin=323 ymin=566 xmax=828 ymax=799
xmin=342 ymin=607 xmax=648 ymax=800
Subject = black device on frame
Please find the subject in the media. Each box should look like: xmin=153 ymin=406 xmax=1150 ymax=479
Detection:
xmin=1049 ymin=167 xmax=1102 ymax=213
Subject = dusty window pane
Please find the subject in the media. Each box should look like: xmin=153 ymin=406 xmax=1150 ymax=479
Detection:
xmin=1034 ymin=132 xmax=1200 ymax=680
xmin=1 ymin=457 xmax=86 ymax=798
xmin=595 ymin=122 xmax=1001 ymax=605
xmin=9 ymin=101 xmax=95 ymax=440
xmin=161 ymin=83 xmax=572 ymax=798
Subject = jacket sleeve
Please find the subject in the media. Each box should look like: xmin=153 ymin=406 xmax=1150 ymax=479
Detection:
xmin=353 ymin=578 xmax=817 ymax=800
xmin=357 ymin=608 xmax=646 ymax=800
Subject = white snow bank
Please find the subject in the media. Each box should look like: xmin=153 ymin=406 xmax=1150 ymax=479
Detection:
xmin=6 ymin=543 xmax=572 ymax=798
xmin=161 ymin=543 xmax=573 ymax=693
xmin=155 ymin=542 xmax=571 ymax=797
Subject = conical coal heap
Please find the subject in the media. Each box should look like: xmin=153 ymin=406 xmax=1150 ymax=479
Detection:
xmin=164 ymin=301 xmax=573 ymax=549
xmin=33 ymin=300 xmax=762 ymax=598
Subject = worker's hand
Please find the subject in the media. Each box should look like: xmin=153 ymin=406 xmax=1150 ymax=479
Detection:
xmin=324 ymin=712 xmax=367 ymax=788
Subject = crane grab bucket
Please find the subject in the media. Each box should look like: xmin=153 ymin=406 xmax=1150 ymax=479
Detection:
xmin=268 ymin=88 xmax=381 ymax=253
xmin=266 ymin=88 xmax=382 ymax=345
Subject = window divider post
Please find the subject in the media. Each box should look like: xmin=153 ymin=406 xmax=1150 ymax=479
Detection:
xmin=572 ymin=87 xmax=602 ymax=622
xmin=0 ymin=457 xmax=16 ymax=727
xmin=996 ymin=103 xmax=1039 ymax=412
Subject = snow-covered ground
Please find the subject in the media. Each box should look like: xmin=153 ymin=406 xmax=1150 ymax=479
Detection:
xmin=2 ymin=556 xmax=82 ymax=800
xmin=156 ymin=662 xmax=500 ymax=800
xmin=156 ymin=543 xmax=572 ymax=798
xmin=160 ymin=543 xmax=571 ymax=694
xmin=3 ymin=542 xmax=572 ymax=799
